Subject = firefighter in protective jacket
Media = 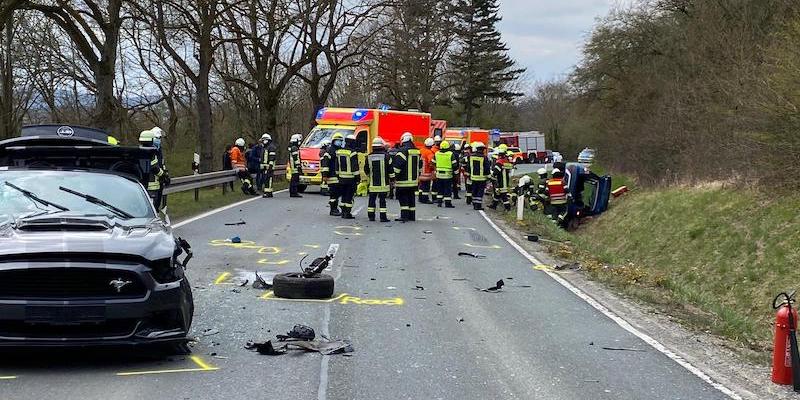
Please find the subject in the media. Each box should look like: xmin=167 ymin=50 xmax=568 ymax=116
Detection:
xmin=335 ymin=135 xmax=360 ymax=219
xmin=468 ymin=142 xmax=491 ymax=210
xmin=259 ymin=133 xmax=277 ymax=198
xmin=364 ymin=137 xmax=394 ymax=222
xmin=393 ymin=132 xmax=423 ymax=221
xmin=288 ymin=134 xmax=303 ymax=198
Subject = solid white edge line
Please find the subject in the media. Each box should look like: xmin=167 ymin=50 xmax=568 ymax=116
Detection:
xmin=172 ymin=189 xmax=289 ymax=229
xmin=478 ymin=210 xmax=742 ymax=400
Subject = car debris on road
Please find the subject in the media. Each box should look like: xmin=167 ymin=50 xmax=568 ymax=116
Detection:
xmin=247 ymin=325 xmax=353 ymax=356
xmin=457 ymin=251 xmax=486 ymax=259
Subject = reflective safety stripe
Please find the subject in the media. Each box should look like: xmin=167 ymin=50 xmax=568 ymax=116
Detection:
xmin=336 ymin=149 xmax=355 ymax=179
xmin=435 ymin=151 xmax=453 ymax=179
xmin=470 ymin=156 xmax=487 ymax=181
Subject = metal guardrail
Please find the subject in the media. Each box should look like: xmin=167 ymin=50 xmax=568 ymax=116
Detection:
xmin=164 ymin=165 xmax=288 ymax=196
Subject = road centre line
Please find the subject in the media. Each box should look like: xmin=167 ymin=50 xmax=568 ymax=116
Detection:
xmin=462 ymin=243 xmax=502 ymax=249
xmin=172 ymin=189 xmax=289 ymax=229
xmin=0 ymin=376 xmax=17 ymax=380
xmin=116 ymin=356 xmax=218 ymax=377
xmin=478 ymin=210 xmax=741 ymax=400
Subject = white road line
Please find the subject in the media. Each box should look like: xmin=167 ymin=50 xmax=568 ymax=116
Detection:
xmin=172 ymin=189 xmax=289 ymax=229
xmin=478 ymin=210 xmax=742 ymax=400
xmin=318 ymin=248 xmax=346 ymax=400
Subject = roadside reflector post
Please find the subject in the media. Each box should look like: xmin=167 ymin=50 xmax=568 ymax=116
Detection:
xmin=517 ymin=194 xmax=524 ymax=221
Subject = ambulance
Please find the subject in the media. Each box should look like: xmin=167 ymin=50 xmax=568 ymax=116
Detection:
xmin=442 ymin=127 xmax=490 ymax=150
xmin=297 ymin=107 xmax=432 ymax=190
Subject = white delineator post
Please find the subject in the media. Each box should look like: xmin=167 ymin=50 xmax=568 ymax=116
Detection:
xmin=516 ymin=175 xmax=530 ymax=221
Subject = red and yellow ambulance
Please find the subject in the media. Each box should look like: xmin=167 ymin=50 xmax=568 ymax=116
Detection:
xmin=297 ymin=107 xmax=431 ymax=189
xmin=442 ymin=128 xmax=490 ymax=150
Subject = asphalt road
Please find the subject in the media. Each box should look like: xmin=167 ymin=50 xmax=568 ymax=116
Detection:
xmin=0 ymin=187 xmax=732 ymax=400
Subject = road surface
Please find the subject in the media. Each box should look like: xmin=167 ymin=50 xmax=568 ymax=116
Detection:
xmin=0 ymin=188 xmax=732 ymax=400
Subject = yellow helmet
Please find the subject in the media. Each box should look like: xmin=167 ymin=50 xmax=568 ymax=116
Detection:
xmin=497 ymin=144 xmax=508 ymax=153
xmin=332 ymin=132 xmax=345 ymax=140
xmin=440 ymin=140 xmax=450 ymax=150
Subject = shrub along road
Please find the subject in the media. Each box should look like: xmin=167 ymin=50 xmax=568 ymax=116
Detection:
xmin=0 ymin=189 xmax=734 ymax=399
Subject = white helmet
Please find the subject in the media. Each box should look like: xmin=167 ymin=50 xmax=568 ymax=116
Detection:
xmin=424 ymin=138 xmax=435 ymax=147
xmin=453 ymin=143 xmax=461 ymax=151
xmin=150 ymin=126 xmax=164 ymax=138
xmin=235 ymin=138 xmax=245 ymax=147
xmin=261 ymin=133 xmax=272 ymax=142
xmin=401 ymin=132 xmax=413 ymax=143
xmin=433 ymin=135 xmax=442 ymax=142
xmin=537 ymin=168 xmax=547 ymax=175
xmin=290 ymin=133 xmax=302 ymax=143
xmin=552 ymin=168 xmax=561 ymax=174
xmin=345 ymin=134 xmax=356 ymax=141
xmin=372 ymin=137 xmax=385 ymax=148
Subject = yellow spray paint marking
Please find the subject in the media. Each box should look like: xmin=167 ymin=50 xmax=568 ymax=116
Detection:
xmin=533 ymin=264 xmax=554 ymax=272
xmin=462 ymin=243 xmax=502 ymax=249
xmin=0 ymin=376 xmax=17 ymax=380
xmin=257 ymin=259 xmax=290 ymax=265
xmin=209 ymin=239 xmax=282 ymax=255
xmin=213 ymin=272 xmax=232 ymax=285
xmin=452 ymin=227 xmax=477 ymax=231
xmin=334 ymin=225 xmax=363 ymax=236
xmin=116 ymin=356 xmax=218 ymax=377
xmin=261 ymin=291 xmax=403 ymax=306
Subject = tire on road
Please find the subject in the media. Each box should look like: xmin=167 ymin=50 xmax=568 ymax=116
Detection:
xmin=273 ymin=273 xmax=335 ymax=299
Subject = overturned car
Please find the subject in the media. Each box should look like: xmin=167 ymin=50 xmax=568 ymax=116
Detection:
xmin=0 ymin=125 xmax=193 ymax=351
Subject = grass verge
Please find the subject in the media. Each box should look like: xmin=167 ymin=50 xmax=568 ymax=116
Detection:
xmin=498 ymin=171 xmax=795 ymax=364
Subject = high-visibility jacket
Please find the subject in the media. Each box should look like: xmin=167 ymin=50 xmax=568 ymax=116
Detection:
xmin=288 ymin=145 xmax=301 ymax=174
xmin=230 ymin=146 xmax=246 ymax=170
xmin=364 ymin=150 xmax=393 ymax=193
xmin=335 ymin=148 xmax=359 ymax=181
xmin=393 ymin=145 xmax=422 ymax=187
xmin=546 ymin=177 xmax=568 ymax=205
xmin=492 ymin=159 xmax=513 ymax=193
xmin=469 ymin=155 xmax=490 ymax=182
xmin=320 ymin=147 xmax=339 ymax=184
xmin=261 ymin=143 xmax=277 ymax=169
xmin=148 ymin=152 xmax=165 ymax=191
xmin=435 ymin=150 xmax=458 ymax=179
xmin=419 ymin=147 xmax=435 ymax=182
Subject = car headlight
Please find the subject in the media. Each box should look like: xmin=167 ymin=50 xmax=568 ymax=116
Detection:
xmin=149 ymin=257 xmax=184 ymax=284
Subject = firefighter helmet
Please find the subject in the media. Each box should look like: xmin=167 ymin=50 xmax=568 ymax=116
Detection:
xmin=372 ymin=137 xmax=385 ymax=148
xmin=331 ymin=132 xmax=345 ymax=140
xmin=537 ymin=168 xmax=547 ymax=176
xmin=138 ymin=129 xmax=154 ymax=143
xmin=401 ymin=132 xmax=413 ymax=143
xmin=424 ymin=137 xmax=435 ymax=147
xmin=235 ymin=138 xmax=245 ymax=147
xmin=290 ymin=133 xmax=302 ymax=144
xmin=261 ymin=133 xmax=272 ymax=142
xmin=440 ymin=140 xmax=450 ymax=150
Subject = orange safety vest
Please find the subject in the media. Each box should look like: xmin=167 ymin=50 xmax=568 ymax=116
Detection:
xmin=547 ymin=178 xmax=567 ymax=205
xmin=230 ymin=147 xmax=246 ymax=170
xmin=420 ymin=147 xmax=435 ymax=181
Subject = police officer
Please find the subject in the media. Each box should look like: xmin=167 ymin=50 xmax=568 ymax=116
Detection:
xmin=259 ymin=133 xmax=277 ymax=198
xmin=468 ymin=142 xmax=490 ymax=210
xmin=336 ymin=134 xmax=360 ymax=219
xmin=488 ymin=150 xmax=513 ymax=211
xmin=139 ymin=127 xmax=170 ymax=210
xmin=392 ymin=132 xmax=423 ymax=221
xmin=434 ymin=140 xmax=458 ymax=208
xmin=318 ymin=139 xmax=331 ymax=196
xmin=364 ymin=137 xmax=394 ymax=222
xmin=288 ymin=133 xmax=303 ymax=198
xmin=321 ymin=133 xmax=344 ymax=216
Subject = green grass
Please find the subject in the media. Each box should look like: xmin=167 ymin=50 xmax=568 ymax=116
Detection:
xmin=501 ymin=169 xmax=794 ymax=363
xmin=165 ymin=181 xmax=288 ymax=222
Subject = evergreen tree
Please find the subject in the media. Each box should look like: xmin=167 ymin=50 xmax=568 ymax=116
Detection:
xmin=450 ymin=0 xmax=524 ymax=125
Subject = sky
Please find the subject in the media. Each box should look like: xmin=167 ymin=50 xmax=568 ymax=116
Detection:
xmin=497 ymin=0 xmax=618 ymax=89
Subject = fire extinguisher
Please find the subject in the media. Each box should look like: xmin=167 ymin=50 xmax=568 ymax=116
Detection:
xmin=772 ymin=291 xmax=800 ymax=391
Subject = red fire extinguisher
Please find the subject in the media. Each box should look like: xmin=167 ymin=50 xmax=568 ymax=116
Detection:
xmin=772 ymin=291 xmax=800 ymax=391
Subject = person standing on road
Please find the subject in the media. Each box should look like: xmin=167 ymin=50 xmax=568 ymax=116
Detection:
xmin=364 ymin=137 xmax=394 ymax=222
xmin=259 ymin=134 xmax=277 ymax=198
xmin=461 ymin=143 xmax=473 ymax=205
xmin=318 ymin=139 xmax=331 ymax=196
xmin=430 ymin=136 xmax=441 ymax=202
xmin=232 ymin=138 xmax=257 ymax=195
xmin=288 ymin=133 xmax=303 ymax=198
xmin=488 ymin=150 xmax=512 ymax=211
xmin=468 ymin=142 xmax=491 ymax=210
xmin=418 ymin=137 xmax=435 ymax=204
xmin=139 ymin=127 xmax=170 ymax=210
xmin=222 ymin=145 xmax=235 ymax=191
xmin=250 ymin=139 xmax=264 ymax=193
xmin=322 ymin=133 xmax=344 ymax=216
xmin=335 ymin=134 xmax=360 ymax=219
xmin=392 ymin=132 xmax=423 ymax=221
xmin=451 ymin=142 xmax=462 ymax=200
xmin=434 ymin=140 xmax=458 ymax=208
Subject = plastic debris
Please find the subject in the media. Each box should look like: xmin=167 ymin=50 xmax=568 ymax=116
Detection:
xmin=601 ymin=346 xmax=646 ymax=352
xmin=245 ymin=340 xmax=286 ymax=355
xmin=201 ymin=328 xmax=220 ymax=336
xmin=412 ymin=285 xmax=424 ymax=291
xmin=224 ymin=220 xmax=246 ymax=226
xmin=478 ymin=280 xmax=505 ymax=292
xmin=458 ymin=252 xmax=486 ymax=259
xmin=252 ymin=272 xmax=272 ymax=290
xmin=230 ymin=236 xmax=242 ymax=243
xmin=276 ymin=325 xmax=315 ymax=341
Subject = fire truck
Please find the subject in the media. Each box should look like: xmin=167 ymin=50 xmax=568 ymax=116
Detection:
xmin=296 ymin=107 xmax=431 ymax=191
xmin=431 ymin=119 xmax=447 ymax=138
xmin=442 ymin=128 xmax=490 ymax=150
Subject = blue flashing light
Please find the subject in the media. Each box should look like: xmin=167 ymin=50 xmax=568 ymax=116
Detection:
xmin=352 ymin=109 xmax=369 ymax=121
xmin=316 ymin=108 xmax=327 ymax=119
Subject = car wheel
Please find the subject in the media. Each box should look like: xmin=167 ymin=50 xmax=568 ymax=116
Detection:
xmin=273 ymin=273 xmax=335 ymax=299
xmin=297 ymin=184 xmax=308 ymax=193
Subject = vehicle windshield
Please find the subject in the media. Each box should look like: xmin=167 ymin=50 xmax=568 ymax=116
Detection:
xmin=302 ymin=126 xmax=355 ymax=148
xmin=508 ymin=147 xmax=520 ymax=152
xmin=0 ymin=170 xmax=155 ymax=220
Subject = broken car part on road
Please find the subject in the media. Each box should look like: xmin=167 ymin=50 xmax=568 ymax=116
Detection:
xmin=272 ymin=245 xmax=338 ymax=299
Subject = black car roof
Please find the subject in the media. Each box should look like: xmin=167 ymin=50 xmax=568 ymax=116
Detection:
xmin=21 ymin=124 xmax=116 ymax=142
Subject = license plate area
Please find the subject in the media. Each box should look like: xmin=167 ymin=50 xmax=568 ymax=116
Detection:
xmin=25 ymin=306 xmax=106 ymax=324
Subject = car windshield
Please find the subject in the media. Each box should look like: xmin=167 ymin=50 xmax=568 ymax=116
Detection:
xmin=0 ymin=170 xmax=155 ymax=220
xmin=508 ymin=147 xmax=520 ymax=152
xmin=302 ymin=126 xmax=355 ymax=148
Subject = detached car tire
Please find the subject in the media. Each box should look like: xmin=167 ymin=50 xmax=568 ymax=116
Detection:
xmin=273 ymin=273 xmax=334 ymax=299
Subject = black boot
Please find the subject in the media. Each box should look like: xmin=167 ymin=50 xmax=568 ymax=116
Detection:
xmin=329 ymin=206 xmax=341 ymax=216
xmin=445 ymin=201 xmax=454 ymax=208
xmin=380 ymin=213 xmax=390 ymax=222
xmin=290 ymin=193 xmax=303 ymax=198
xmin=368 ymin=213 xmax=375 ymax=222
xmin=395 ymin=210 xmax=408 ymax=222
xmin=488 ymin=202 xmax=498 ymax=210
xmin=342 ymin=209 xmax=355 ymax=219
xmin=409 ymin=211 xmax=416 ymax=221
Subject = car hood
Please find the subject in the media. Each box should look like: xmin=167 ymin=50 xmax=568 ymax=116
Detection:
xmin=0 ymin=214 xmax=175 ymax=261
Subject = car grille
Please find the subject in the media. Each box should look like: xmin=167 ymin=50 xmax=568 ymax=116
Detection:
xmin=0 ymin=268 xmax=147 ymax=300
xmin=0 ymin=319 xmax=139 ymax=339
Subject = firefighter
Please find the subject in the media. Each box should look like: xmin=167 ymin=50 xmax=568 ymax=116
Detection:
xmin=318 ymin=139 xmax=331 ymax=196
xmin=452 ymin=142 xmax=462 ymax=200
xmin=434 ymin=140 xmax=458 ymax=208
xmin=288 ymin=133 xmax=303 ymax=198
xmin=322 ymin=133 xmax=344 ymax=216
xmin=336 ymin=134 xmax=360 ymax=219
xmin=461 ymin=143 xmax=473 ymax=205
xmin=364 ymin=137 xmax=393 ymax=222
xmin=433 ymin=135 xmax=442 ymax=150
xmin=430 ymin=136 xmax=441 ymax=202
xmin=138 ymin=128 xmax=170 ymax=210
xmin=506 ymin=150 xmax=519 ymax=206
xmin=546 ymin=168 xmax=569 ymax=223
xmin=488 ymin=150 xmax=513 ymax=211
xmin=392 ymin=132 xmax=423 ymax=221
xmin=258 ymin=133 xmax=277 ymax=198
xmin=469 ymin=142 xmax=491 ymax=210
xmin=418 ymin=138 xmax=435 ymax=204
xmin=231 ymin=138 xmax=257 ymax=195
